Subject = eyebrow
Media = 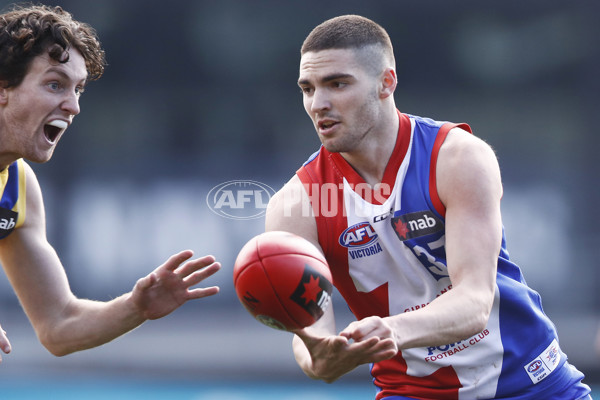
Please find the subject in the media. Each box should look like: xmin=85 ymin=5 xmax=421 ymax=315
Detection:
xmin=45 ymin=67 xmax=88 ymax=86
xmin=298 ymin=73 xmax=355 ymax=87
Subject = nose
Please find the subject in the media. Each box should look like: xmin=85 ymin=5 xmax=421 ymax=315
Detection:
xmin=60 ymin=91 xmax=81 ymax=116
xmin=309 ymin=88 xmax=331 ymax=114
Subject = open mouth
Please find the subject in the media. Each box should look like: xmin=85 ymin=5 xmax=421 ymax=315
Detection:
xmin=318 ymin=120 xmax=339 ymax=131
xmin=44 ymin=120 xmax=68 ymax=143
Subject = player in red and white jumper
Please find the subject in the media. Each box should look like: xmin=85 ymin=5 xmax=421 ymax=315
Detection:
xmin=266 ymin=15 xmax=591 ymax=400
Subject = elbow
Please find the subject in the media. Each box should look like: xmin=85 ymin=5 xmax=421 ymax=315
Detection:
xmin=469 ymin=310 xmax=490 ymax=336
xmin=47 ymin=347 xmax=71 ymax=358
xmin=464 ymin=294 xmax=494 ymax=338
xmin=38 ymin=330 xmax=79 ymax=357
xmin=34 ymin=299 xmax=87 ymax=357
xmin=39 ymin=333 xmax=73 ymax=357
xmin=40 ymin=338 xmax=71 ymax=357
xmin=453 ymin=311 xmax=489 ymax=343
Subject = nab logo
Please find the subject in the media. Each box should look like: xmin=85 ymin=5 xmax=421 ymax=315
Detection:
xmin=338 ymin=222 xmax=378 ymax=248
xmin=0 ymin=217 xmax=16 ymax=230
xmin=206 ymin=180 xmax=276 ymax=220
xmin=0 ymin=208 xmax=18 ymax=239
xmin=392 ymin=210 xmax=443 ymax=241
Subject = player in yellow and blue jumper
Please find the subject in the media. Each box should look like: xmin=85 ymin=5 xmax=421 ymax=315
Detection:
xmin=0 ymin=4 xmax=220 ymax=362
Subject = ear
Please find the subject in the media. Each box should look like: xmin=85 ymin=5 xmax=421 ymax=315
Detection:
xmin=380 ymin=68 xmax=397 ymax=99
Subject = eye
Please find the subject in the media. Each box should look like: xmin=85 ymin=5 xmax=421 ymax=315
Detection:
xmin=300 ymin=86 xmax=313 ymax=95
xmin=75 ymin=86 xmax=85 ymax=96
xmin=47 ymin=81 xmax=60 ymax=91
xmin=332 ymin=81 xmax=347 ymax=89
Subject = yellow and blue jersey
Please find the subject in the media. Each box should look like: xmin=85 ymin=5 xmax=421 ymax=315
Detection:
xmin=0 ymin=158 xmax=26 ymax=239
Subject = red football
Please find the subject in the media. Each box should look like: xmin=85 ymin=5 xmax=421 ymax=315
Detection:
xmin=233 ymin=231 xmax=333 ymax=331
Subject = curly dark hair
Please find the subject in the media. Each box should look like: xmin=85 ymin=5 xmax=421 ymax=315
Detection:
xmin=0 ymin=4 xmax=106 ymax=88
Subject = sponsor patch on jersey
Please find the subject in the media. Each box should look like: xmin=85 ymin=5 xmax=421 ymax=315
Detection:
xmin=0 ymin=208 xmax=18 ymax=239
xmin=391 ymin=210 xmax=443 ymax=241
xmin=524 ymin=339 xmax=561 ymax=384
xmin=338 ymin=222 xmax=378 ymax=248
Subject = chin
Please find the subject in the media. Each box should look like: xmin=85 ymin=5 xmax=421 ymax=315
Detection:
xmin=322 ymin=140 xmax=351 ymax=154
xmin=27 ymin=151 xmax=55 ymax=164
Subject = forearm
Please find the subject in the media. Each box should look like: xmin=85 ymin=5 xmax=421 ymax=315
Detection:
xmin=386 ymin=284 xmax=494 ymax=350
xmin=38 ymin=293 xmax=146 ymax=356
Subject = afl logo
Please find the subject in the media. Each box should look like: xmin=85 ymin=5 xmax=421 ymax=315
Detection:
xmin=527 ymin=360 xmax=543 ymax=373
xmin=206 ymin=180 xmax=276 ymax=220
xmin=338 ymin=222 xmax=378 ymax=248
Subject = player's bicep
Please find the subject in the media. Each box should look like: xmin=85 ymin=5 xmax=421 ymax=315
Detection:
xmin=437 ymin=130 xmax=502 ymax=293
xmin=0 ymin=165 xmax=73 ymax=326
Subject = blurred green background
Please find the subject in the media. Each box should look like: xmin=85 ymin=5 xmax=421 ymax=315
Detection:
xmin=0 ymin=0 xmax=597 ymax=396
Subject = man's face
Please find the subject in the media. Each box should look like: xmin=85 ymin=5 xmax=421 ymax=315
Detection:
xmin=298 ymin=48 xmax=382 ymax=154
xmin=0 ymin=49 xmax=87 ymax=167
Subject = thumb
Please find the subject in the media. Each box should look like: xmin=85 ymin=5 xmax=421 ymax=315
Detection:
xmin=292 ymin=327 xmax=318 ymax=343
xmin=135 ymin=272 xmax=157 ymax=292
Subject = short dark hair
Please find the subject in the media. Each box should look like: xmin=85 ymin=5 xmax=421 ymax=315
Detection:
xmin=0 ymin=4 xmax=106 ymax=88
xmin=301 ymin=14 xmax=394 ymax=70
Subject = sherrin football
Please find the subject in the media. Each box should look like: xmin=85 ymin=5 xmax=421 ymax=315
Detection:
xmin=233 ymin=231 xmax=333 ymax=331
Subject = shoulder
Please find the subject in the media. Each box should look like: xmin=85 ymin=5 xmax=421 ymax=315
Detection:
xmin=266 ymin=175 xmax=320 ymax=250
xmin=436 ymin=127 xmax=503 ymax=208
xmin=19 ymin=161 xmax=45 ymax=228
xmin=266 ymin=175 xmax=310 ymax=227
xmin=440 ymin=127 xmax=499 ymax=172
xmin=0 ymin=162 xmax=45 ymax=249
xmin=22 ymin=161 xmax=42 ymax=197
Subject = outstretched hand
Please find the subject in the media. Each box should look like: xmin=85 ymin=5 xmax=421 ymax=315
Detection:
xmin=294 ymin=323 xmax=397 ymax=383
xmin=131 ymin=250 xmax=221 ymax=320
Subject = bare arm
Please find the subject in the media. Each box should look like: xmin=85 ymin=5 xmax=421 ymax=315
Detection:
xmin=0 ymin=163 xmax=220 ymax=356
xmin=342 ymin=128 xmax=502 ymax=349
xmin=266 ymin=176 xmax=396 ymax=382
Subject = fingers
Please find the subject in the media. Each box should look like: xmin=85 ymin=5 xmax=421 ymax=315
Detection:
xmin=368 ymin=343 xmax=398 ymax=363
xmin=159 ymin=251 xmax=219 ymax=279
xmin=176 ymin=254 xmax=217 ymax=277
xmin=181 ymin=259 xmax=221 ymax=299
xmin=346 ymin=336 xmax=397 ymax=364
xmin=340 ymin=318 xmax=370 ymax=340
xmin=293 ymin=327 xmax=346 ymax=348
xmin=339 ymin=318 xmax=398 ymax=364
xmin=340 ymin=316 xmax=393 ymax=343
xmin=187 ymin=286 xmax=220 ymax=299
xmin=135 ymin=272 xmax=157 ymax=291
xmin=182 ymin=260 xmax=221 ymax=286
xmin=161 ymin=250 xmax=197 ymax=272
xmin=0 ymin=326 xmax=11 ymax=355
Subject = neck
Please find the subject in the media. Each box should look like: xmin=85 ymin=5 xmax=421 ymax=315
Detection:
xmin=0 ymin=150 xmax=20 ymax=172
xmin=341 ymin=108 xmax=399 ymax=186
